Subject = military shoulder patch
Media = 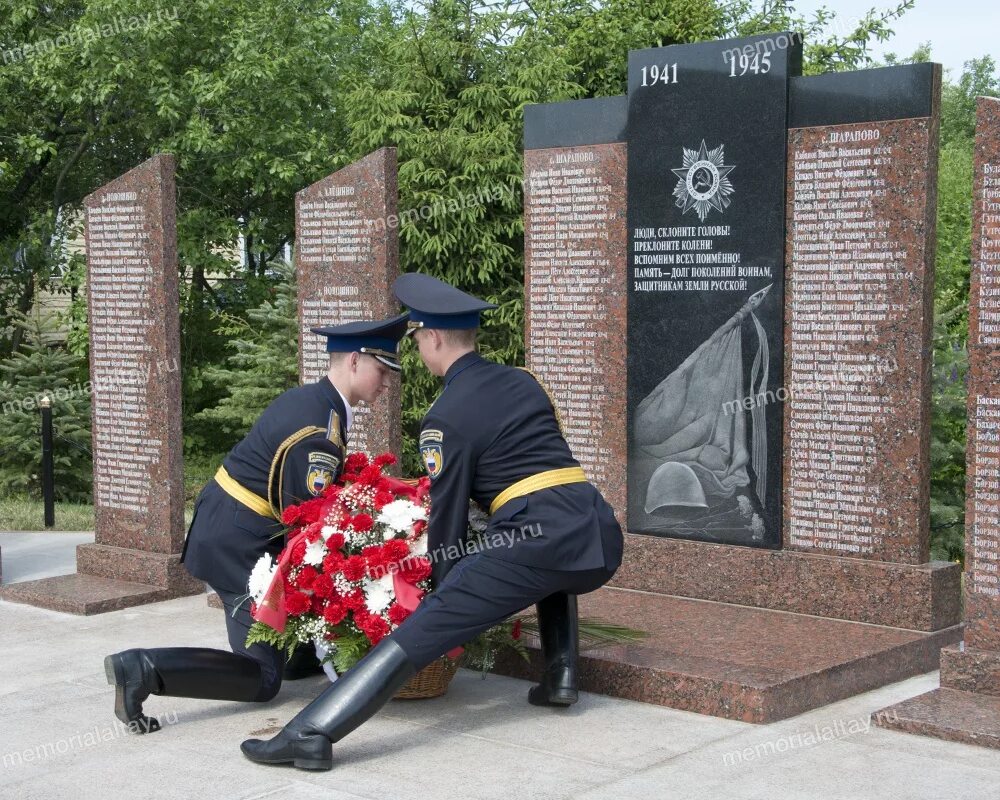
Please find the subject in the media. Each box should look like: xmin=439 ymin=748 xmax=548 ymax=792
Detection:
xmin=421 ymin=443 xmax=443 ymax=479
xmin=306 ymin=451 xmax=340 ymax=496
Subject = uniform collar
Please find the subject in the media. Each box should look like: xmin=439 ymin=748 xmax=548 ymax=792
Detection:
xmin=443 ymin=351 xmax=482 ymax=386
xmin=319 ymin=377 xmax=352 ymax=436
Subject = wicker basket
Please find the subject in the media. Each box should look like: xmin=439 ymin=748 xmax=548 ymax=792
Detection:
xmin=394 ymin=655 xmax=460 ymax=700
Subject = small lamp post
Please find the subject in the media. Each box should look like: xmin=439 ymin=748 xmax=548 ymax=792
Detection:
xmin=39 ymin=395 xmax=54 ymax=528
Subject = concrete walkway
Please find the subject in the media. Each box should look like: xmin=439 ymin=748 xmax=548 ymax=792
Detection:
xmin=1 ymin=534 xmax=998 ymax=799
xmin=0 ymin=531 xmax=94 ymax=585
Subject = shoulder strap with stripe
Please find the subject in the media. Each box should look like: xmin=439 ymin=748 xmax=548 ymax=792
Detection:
xmin=267 ymin=425 xmax=326 ymax=518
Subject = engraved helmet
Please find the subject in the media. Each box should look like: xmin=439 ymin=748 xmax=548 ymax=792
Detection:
xmin=644 ymin=461 xmax=707 ymax=514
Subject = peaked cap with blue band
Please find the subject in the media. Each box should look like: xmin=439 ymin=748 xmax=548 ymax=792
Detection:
xmin=392 ymin=273 xmax=496 ymax=334
xmin=310 ymin=313 xmax=410 ymax=371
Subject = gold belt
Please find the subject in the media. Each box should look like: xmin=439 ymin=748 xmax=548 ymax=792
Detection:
xmin=214 ymin=466 xmax=276 ymax=520
xmin=489 ymin=466 xmax=587 ymax=515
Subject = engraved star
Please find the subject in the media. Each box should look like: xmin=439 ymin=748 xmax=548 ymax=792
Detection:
xmin=670 ymin=140 xmax=736 ymax=222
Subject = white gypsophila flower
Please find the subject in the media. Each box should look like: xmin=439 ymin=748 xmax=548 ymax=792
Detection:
xmin=303 ymin=538 xmax=326 ymax=566
xmin=362 ymin=574 xmax=395 ymax=614
xmin=376 ymin=499 xmax=426 ymax=536
xmin=247 ymin=555 xmax=277 ymax=603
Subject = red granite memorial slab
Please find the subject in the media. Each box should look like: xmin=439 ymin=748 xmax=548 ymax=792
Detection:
xmin=875 ymin=96 xmax=1000 ymax=749
xmin=1 ymin=155 xmax=202 ymax=614
xmin=513 ymin=63 xmax=959 ymax=722
xmin=964 ymin=97 xmax=1000 ymax=653
xmin=784 ymin=115 xmax=937 ymax=564
xmin=524 ymin=141 xmax=628 ymax=515
xmin=295 ymin=148 xmax=401 ymax=459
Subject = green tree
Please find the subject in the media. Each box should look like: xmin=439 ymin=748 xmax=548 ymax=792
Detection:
xmin=724 ymin=0 xmax=915 ymax=74
xmin=0 ymin=310 xmax=91 ymax=501
xmin=1 ymin=0 xmax=387 ymax=464
xmin=192 ymin=261 xmax=299 ymax=452
xmin=344 ymin=0 xmax=586 ymax=472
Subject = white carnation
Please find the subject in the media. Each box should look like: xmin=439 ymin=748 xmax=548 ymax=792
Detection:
xmin=303 ymin=538 xmax=326 ymax=566
xmin=408 ymin=535 xmax=428 ymax=556
xmin=247 ymin=555 xmax=277 ymax=603
xmin=320 ymin=525 xmax=338 ymax=541
xmin=362 ymin=574 xmax=395 ymax=614
xmin=376 ymin=499 xmax=426 ymax=537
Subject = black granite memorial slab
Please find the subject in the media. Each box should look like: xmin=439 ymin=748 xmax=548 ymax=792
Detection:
xmin=626 ymin=34 xmax=801 ymax=547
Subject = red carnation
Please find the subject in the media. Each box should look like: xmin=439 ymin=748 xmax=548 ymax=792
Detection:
xmin=312 ymin=573 xmax=334 ymax=599
xmin=342 ymin=589 xmax=366 ymax=611
xmin=285 ymin=591 xmax=311 ymax=616
xmin=325 ymin=532 xmax=345 ymax=551
xmin=322 ymin=601 xmax=347 ymax=625
xmin=352 ymin=513 xmax=374 ymax=533
xmin=282 ymin=505 xmax=304 ymax=527
xmin=362 ymin=545 xmax=389 ymax=575
xmin=373 ymin=452 xmax=398 ymax=468
xmin=358 ymin=465 xmax=383 ymax=486
xmin=359 ymin=612 xmax=390 ymax=645
xmin=399 ymin=556 xmax=432 ymax=583
xmin=373 ymin=490 xmax=395 ymax=510
xmin=322 ymin=551 xmax=345 ymax=574
xmin=383 ymin=539 xmax=411 ymax=563
xmin=295 ymin=565 xmax=318 ymax=590
xmin=388 ymin=603 xmax=411 ymax=626
xmin=342 ymin=555 xmax=367 ymax=582
xmin=296 ymin=496 xmax=329 ymax=526
xmin=344 ymin=452 xmax=369 ymax=473
xmin=511 ymin=619 xmax=522 ymax=640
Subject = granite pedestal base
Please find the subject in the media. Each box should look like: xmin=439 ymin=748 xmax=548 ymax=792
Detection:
xmin=613 ymin=535 xmax=962 ymax=631
xmin=492 ymin=587 xmax=963 ymax=723
xmin=872 ymin=644 xmax=1000 ymax=749
xmin=0 ymin=543 xmax=202 ymax=615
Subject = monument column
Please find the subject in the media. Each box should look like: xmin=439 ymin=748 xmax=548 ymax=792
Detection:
xmin=524 ymin=97 xmax=628 ymax=515
xmin=1 ymin=154 xmax=202 ymax=614
xmin=295 ymin=148 xmax=401 ymax=459
xmin=876 ymin=95 xmax=1000 ymax=749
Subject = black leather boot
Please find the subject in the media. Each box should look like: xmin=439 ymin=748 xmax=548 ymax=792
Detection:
xmin=240 ymin=638 xmax=416 ymax=770
xmin=527 ymin=592 xmax=579 ymax=707
xmin=282 ymin=644 xmax=325 ymax=680
xmin=104 ymin=647 xmax=265 ymax=733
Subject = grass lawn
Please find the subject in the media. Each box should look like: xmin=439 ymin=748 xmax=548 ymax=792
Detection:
xmin=0 ymin=496 xmax=96 ymax=531
xmin=0 ymin=495 xmax=195 ymax=532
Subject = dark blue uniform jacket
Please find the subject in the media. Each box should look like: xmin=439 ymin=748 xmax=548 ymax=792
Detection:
xmin=420 ymin=353 xmax=623 ymax=587
xmin=182 ymin=378 xmax=348 ymax=593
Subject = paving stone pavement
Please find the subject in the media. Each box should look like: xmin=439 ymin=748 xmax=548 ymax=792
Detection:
xmin=1 ymin=533 xmax=998 ymax=800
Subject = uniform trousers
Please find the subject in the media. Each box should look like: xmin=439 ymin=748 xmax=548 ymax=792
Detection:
xmin=214 ymin=586 xmax=286 ymax=701
xmin=390 ymin=552 xmax=613 ymax=671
